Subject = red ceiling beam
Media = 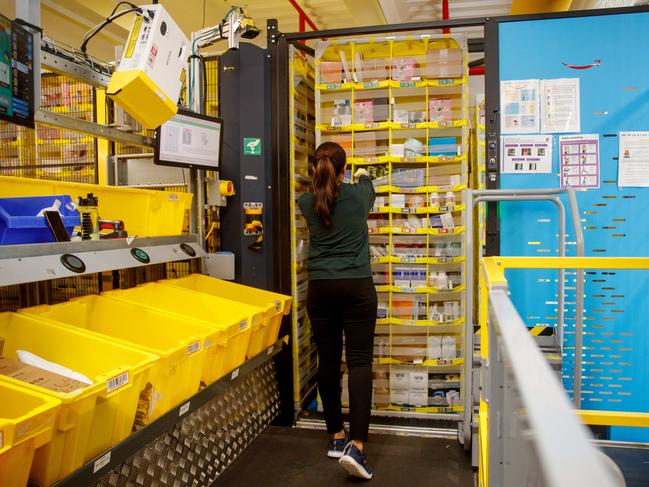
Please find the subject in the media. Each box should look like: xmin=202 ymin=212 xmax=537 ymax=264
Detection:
xmin=288 ymin=0 xmax=319 ymax=32
xmin=441 ymin=0 xmax=450 ymax=34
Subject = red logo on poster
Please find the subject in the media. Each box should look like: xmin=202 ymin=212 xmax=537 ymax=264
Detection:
xmin=562 ymin=59 xmax=601 ymax=70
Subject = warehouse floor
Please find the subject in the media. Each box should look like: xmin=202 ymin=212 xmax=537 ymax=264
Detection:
xmin=216 ymin=426 xmax=473 ymax=486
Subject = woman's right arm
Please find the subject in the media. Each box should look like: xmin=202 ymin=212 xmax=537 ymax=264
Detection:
xmin=355 ymin=172 xmax=376 ymax=212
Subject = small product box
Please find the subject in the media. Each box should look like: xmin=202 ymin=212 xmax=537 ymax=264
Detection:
xmin=392 ymin=57 xmax=416 ymax=81
xmin=427 ymin=335 xmax=442 ymax=360
xmin=391 ymin=144 xmax=405 ymax=157
xmin=390 ymin=194 xmax=406 ymax=208
xmin=441 ymin=336 xmax=457 ymax=360
xmin=390 ymin=388 xmax=410 ymax=405
xmin=429 ymin=137 xmax=458 ymax=157
xmin=429 ymin=98 xmax=453 ymax=122
xmin=408 ymin=111 xmax=426 ymax=124
xmin=390 ymin=366 xmax=411 ymax=389
xmin=373 ymin=97 xmax=389 ymax=122
xmin=409 ymin=390 xmax=428 ymax=407
xmin=393 ymin=109 xmax=410 ymax=123
xmin=409 ymin=370 xmax=428 ymax=390
xmin=393 ymin=266 xmax=411 ymax=287
xmin=354 ymin=100 xmax=374 ymax=124
xmin=332 ymin=99 xmax=352 ymax=126
xmin=410 ymin=267 xmax=427 ymax=288
xmin=321 ymin=61 xmax=343 ymax=83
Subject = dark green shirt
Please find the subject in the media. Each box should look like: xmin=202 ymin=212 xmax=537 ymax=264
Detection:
xmin=298 ymin=176 xmax=375 ymax=281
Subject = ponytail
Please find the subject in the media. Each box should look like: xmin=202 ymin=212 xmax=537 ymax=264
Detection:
xmin=313 ymin=142 xmax=346 ymax=226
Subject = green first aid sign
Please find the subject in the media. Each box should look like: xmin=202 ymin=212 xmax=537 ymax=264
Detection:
xmin=244 ymin=137 xmax=262 ymax=156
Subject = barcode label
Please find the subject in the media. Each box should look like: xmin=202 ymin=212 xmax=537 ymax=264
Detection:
xmin=188 ymin=341 xmax=201 ymax=355
xmin=267 ymin=346 xmax=274 ymax=356
xmin=231 ymin=368 xmax=240 ymax=380
xmin=106 ymin=372 xmax=129 ymax=392
xmin=179 ymin=401 xmax=190 ymax=416
xmin=168 ymin=193 xmax=179 ymax=201
xmin=93 ymin=451 xmax=111 ymax=473
xmin=437 ymin=359 xmax=450 ymax=366
xmin=414 ymin=359 xmax=423 ymax=365
xmin=239 ymin=319 xmax=248 ymax=330
xmin=274 ymin=300 xmax=282 ymax=312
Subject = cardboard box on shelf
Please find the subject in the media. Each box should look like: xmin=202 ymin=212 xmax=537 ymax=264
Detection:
xmin=362 ymin=57 xmax=388 ymax=81
xmin=354 ymin=100 xmax=374 ymax=124
xmin=425 ymin=49 xmax=463 ymax=79
xmin=373 ymin=389 xmax=390 ymax=408
xmin=373 ymin=97 xmax=389 ymax=122
xmin=321 ymin=61 xmax=343 ymax=83
xmin=409 ymin=370 xmax=427 ymax=390
xmin=441 ymin=336 xmax=457 ymax=360
xmin=390 ymin=388 xmax=409 ymax=405
xmin=409 ymin=390 xmax=428 ymax=407
xmin=429 ymin=98 xmax=453 ymax=122
xmin=0 ymin=356 xmax=89 ymax=393
xmin=392 ymin=57 xmax=416 ymax=81
xmin=390 ymin=366 xmax=411 ymax=389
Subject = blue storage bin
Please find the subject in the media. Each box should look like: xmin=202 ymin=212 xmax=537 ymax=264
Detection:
xmin=0 ymin=195 xmax=80 ymax=245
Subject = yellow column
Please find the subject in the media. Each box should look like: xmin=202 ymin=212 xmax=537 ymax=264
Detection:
xmin=95 ymin=88 xmax=109 ymax=185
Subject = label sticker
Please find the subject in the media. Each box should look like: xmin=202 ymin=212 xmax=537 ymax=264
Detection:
xmin=231 ymin=368 xmax=240 ymax=380
xmin=239 ymin=319 xmax=248 ymax=330
xmin=179 ymin=402 xmax=190 ymax=417
xmin=106 ymin=372 xmax=129 ymax=393
xmin=168 ymin=193 xmax=179 ymax=201
xmin=93 ymin=451 xmax=111 ymax=473
xmin=267 ymin=346 xmax=274 ymax=356
xmin=188 ymin=341 xmax=201 ymax=355
xmin=274 ymin=300 xmax=282 ymax=312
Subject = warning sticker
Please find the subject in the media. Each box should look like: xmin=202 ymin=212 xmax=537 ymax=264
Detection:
xmin=147 ymin=44 xmax=158 ymax=68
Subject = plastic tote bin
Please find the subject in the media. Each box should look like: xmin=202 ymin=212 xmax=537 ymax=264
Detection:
xmin=0 ymin=175 xmax=192 ymax=237
xmin=0 ymin=195 xmax=80 ymax=245
xmin=0 ymin=312 xmax=157 ymax=486
xmin=21 ymin=295 xmax=220 ymax=424
xmin=103 ymin=283 xmax=263 ymax=383
xmin=0 ymin=381 xmax=60 ymax=487
xmin=160 ymin=274 xmax=292 ymax=356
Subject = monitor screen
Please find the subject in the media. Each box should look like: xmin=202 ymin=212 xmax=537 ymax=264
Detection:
xmin=154 ymin=109 xmax=223 ymax=170
xmin=0 ymin=15 xmax=35 ymax=128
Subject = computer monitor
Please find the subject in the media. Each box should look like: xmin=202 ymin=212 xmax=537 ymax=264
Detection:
xmin=154 ymin=109 xmax=223 ymax=170
xmin=0 ymin=14 xmax=35 ymax=128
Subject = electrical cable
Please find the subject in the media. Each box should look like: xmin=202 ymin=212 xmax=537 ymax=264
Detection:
xmin=80 ymin=6 xmax=142 ymax=54
xmin=110 ymin=1 xmax=139 ymax=16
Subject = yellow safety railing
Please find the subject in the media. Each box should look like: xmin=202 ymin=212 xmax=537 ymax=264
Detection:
xmin=478 ymin=255 xmax=649 ymax=487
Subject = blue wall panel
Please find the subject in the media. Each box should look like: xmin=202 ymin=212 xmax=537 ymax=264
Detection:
xmin=498 ymin=12 xmax=649 ymax=441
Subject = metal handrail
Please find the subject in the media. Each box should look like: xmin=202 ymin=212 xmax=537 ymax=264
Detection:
xmin=486 ymin=285 xmax=625 ymax=487
xmin=462 ymin=188 xmax=584 ymax=449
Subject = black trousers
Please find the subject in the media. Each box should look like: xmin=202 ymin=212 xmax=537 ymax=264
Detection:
xmin=307 ymin=277 xmax=377 ymax=442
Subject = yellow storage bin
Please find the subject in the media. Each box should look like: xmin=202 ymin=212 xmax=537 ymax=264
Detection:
xmin=0 ymin=175 xmax=192 ymax=237
xmin=0 ymin=381 xmax=60 ymax=487
xmin=103 ymin=283 xmax=264 ymax=383
xmin=0 ymin=312 xmax=157 ymax=486
xmin=21 ymin=295 xmax=220 ymax=424
xmin=160 ymin=274 xmax=292 ymax=356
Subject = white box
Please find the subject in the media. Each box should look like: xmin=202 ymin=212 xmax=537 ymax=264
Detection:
xmin=390 ymin=366 xmax=411 ymax=389
xmin=391 ymin=144 xmax=405 ymax=157
xmin=409 ymin=391 xmax=428 ymax=407
xmin=390 ymin=194 xmax=406 ymax=208
xmin=427 ymin=335 xmax=442 ymax=360
xmin=441 ymin=336 xmax=457 ymax=360
xmin=393 ymin=266 xmax=411 ymax=287
xmin=409 ymin=370 xmax=427 ymax=390
xmin=390 ymin=388 xmax=409 ymax=405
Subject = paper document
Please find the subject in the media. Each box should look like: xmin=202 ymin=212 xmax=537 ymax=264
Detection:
xmin=559 ymin=134 xmax=600 ymax=189
xmin=500 ymin=79 xmax=540 ymax=134
xmin=618 ymin=131 xmax=649 ymax=187
xmin=501 ymin=135 xmax=553 ymax=174
xmin=541 ymin=78 xmax=580 ymax=133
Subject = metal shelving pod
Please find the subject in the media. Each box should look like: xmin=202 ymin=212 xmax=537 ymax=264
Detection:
xmin=288 ymin=46 xmax=318 ymax=411
xmin=312 ymin=34 xmax=470 ymax=419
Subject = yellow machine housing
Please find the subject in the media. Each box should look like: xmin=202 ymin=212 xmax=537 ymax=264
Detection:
xmin=107 ymin=4 xmax=189 ymax=129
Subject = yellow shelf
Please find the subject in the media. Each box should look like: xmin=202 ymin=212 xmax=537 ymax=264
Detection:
xmin=387 ymin=155 xmax=465 ymax=164
xmin=389 ymin=284 xmax=465 ymax=294
xmin=381 ymin=404 xmax=464 ymax=413
xmin=370 ymin=256 xmax=391 ymax=264
xmin=389 ymin=317 xmax=465 ymax=327
xmin=389 ymin=256 xmax=464 ymax=265
xmin=375 ymin=285 xmax=391 ymax=293
xmin=351 ymin=122 xmax=391 ymax=132
xmin=378 ymin=357 xmax=464 ymax=367
xmin=349 ymin=155 xmax=389 ymax=165
xmin=430 ymin=226 xmax=465 ymax=235
xmin=352 ymin=80 xmax=391 ymax=90
xmin=368 ymin=226 xmax=392 ymax=235
xmin=390 ymin=227 xmax=429 ymax=235
xmin=316 ymin=124 xmax=353 ymax=133
xmin=371 ymin=204 xmax=465 ymax=215
xmin=388 ymin=226 xmax=465 ymax=235
xmin=316 ymin=82 xmax=354 ymax=92
xmin=376 ymin=318 xmax=390 ymax=325
xmin=389 ymin=119 xmax=466 ymax=130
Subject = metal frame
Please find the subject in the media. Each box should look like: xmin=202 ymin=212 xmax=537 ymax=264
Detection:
xmin=53 ymin=339 xmax=287 ymax=487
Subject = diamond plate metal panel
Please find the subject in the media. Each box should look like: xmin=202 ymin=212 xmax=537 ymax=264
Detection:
xmin=97 ymin=362 xmax=280 ymax=487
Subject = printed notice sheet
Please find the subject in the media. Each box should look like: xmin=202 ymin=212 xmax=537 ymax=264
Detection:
xmin=501 ymin=135 xmax=553 ymax=174
xmin=559 ymin=134 xmax=600 ymax=189
xmin=541 ymin=78 xmax=581 ymax=133
xmin=500 ymin=79 xmax=540 ymax=134
xmin=619 ymin=131 xmax=649 ymax=187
